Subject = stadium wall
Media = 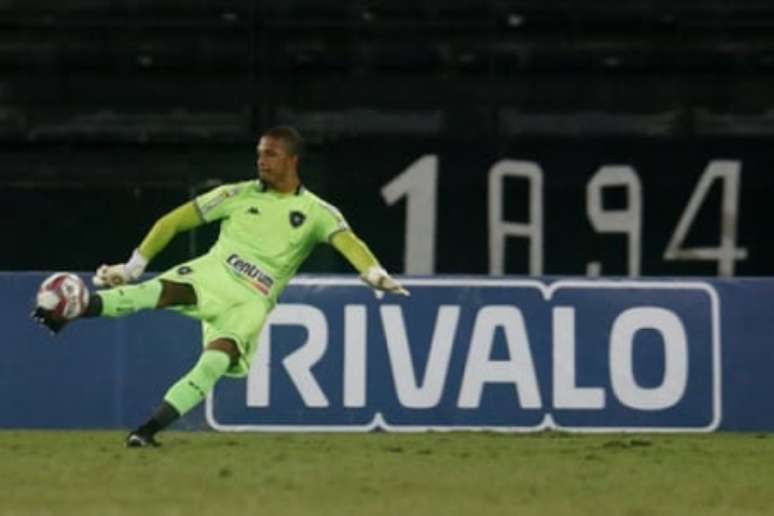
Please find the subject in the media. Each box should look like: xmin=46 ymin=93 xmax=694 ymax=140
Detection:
xmin=3 ymin=273 xmax=773 ymax=432
xmin=2 ymin=136 xmax=773 ymax=277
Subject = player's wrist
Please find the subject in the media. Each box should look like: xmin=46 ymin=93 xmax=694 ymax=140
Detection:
xmin=124 ymin=249 xmax=148 ymax=280
xmin=361 ymin=266 xmax=409 ymax=296
xmin=362 ymin=266 xmax=388 ymax=288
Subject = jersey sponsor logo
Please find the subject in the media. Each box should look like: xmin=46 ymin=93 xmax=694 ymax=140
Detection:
xmin=289 ymin=211 xmax=306 ymax=227
xmin=225 ymin=254 xmax=275 ymax=295
xmin=207 ymin=279 xmax=721 ymax=432
xmin=199 ymin=186 xmax=241 ymax=216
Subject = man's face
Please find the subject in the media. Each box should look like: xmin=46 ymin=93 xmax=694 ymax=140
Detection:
xmin=256 ymin=136 xmax=297 ymax=186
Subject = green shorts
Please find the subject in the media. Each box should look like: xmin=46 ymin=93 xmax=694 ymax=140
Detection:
xmin=158 ymin=253 xmax=273 ymax=378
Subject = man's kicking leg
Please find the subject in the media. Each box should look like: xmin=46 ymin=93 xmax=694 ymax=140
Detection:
xmin=32 ymin=278 xmax=189 ymax=332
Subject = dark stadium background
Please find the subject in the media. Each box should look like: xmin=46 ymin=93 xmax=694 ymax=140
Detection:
xmin=1 ymin=0 xmax=773 ymax=276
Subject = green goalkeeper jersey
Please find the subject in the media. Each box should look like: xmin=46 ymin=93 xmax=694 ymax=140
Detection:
xmin=194 ymin=179 xmax=350 ymax=305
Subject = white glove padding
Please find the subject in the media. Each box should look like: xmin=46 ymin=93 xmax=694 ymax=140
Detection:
xmin=93 ymin=250 xmax=148 ymax=288
xmin=360 ymin=266 xmax=410 ymax=296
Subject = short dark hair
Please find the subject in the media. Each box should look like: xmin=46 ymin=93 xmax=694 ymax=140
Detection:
xmin=262 ymin=126 xmax=304 ymax=157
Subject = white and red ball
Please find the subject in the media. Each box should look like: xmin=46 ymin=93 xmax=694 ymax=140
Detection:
xmin=37 ymin=273 xmax=89 ymax=320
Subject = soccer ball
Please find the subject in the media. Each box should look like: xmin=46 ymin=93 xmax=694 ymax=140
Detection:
xmin=36 ymin=272 xmax=90 ymax=320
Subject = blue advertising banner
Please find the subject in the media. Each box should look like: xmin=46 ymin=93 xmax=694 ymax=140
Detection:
xmin=1 ymin=273 xmax=772 ymax=432
xmin=209 ymin=278 xmax=720 ymax=432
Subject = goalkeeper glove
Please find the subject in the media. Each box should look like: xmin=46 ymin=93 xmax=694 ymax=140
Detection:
xmin=360 ymin=266 xmax=409 ymax=296
xmin=93 ymin=249 xmax=148 ymax=288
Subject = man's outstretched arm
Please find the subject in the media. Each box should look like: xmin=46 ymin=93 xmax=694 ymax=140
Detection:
xmin=330 ymin=230 xmax=409 ymax=296
xmin=94 ymin=201 xmax=203 ymax=287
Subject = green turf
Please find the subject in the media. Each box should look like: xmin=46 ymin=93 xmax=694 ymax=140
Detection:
xmin=2 ymin=431 xmax=774 ymax=516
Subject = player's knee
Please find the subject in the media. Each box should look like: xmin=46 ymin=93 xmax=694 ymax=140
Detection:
xmin=157 ymin=280 xmax=197 ymax=307
xmin=205 ymin=338 xmax=240 ymax=366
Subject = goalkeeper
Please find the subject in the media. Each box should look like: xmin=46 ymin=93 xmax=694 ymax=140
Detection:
xmin=32 ymin=126 xmax=408 ymax=447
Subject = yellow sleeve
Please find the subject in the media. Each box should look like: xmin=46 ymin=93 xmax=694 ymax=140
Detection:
xmin=137 ymin=201 xmax=203 ymax=261
xmin=330 ymin=230 xmax=380 ymax=274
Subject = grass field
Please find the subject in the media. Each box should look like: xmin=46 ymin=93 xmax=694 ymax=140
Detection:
xmin=2 ymin=431 xmax=774 ymax=516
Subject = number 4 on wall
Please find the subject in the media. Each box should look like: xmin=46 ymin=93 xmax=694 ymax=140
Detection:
xmin=663 ymin=160 xmax=748 ymax=277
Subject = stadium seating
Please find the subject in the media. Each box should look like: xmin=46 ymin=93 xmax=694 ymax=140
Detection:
xmin=1 ymin=0 xmax=774 ymax=142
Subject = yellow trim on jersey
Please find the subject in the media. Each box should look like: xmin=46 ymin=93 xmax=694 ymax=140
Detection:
xmin=137 ymin=201 xmax=203 ymax=261
xmin=330 ymin=230 xmax=380 ymax=274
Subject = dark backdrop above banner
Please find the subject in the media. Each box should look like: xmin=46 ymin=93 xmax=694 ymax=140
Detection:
xmin=2 ymin=136 xmax=772 ymax=276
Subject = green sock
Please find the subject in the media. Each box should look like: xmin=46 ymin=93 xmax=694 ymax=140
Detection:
xmin=99 ymin=279 xmax=163 ymax=318
xmin=164 ymin=350 xmax=231 ymax=416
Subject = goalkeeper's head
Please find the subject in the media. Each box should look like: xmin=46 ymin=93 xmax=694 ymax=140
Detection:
xmin=256 ymin=125 xmax=305 ymax=192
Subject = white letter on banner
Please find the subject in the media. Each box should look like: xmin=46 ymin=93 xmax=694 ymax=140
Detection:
xmin=246 ymin=304 xmax=329 ymax=408
xmin=553 ymin=307 xmax=605 ymax=409
xmin=458 ymin=306 xmax=542 ymax=409
xmin=381 ymin=305 xmax=460 ymax=408
xmin=247 ymin=326 xmax=271 ymax=407
xmin=344 ymin=305 xmax=367 ymax=408
xmin=488 ymin=160 xmax=544 ymax=275
xmin=609 ymin=307 xmax=688 ymax=410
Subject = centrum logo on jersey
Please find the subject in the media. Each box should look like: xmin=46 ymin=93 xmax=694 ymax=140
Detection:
xmin=226 ymin=254 xmax=274 ymax=295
